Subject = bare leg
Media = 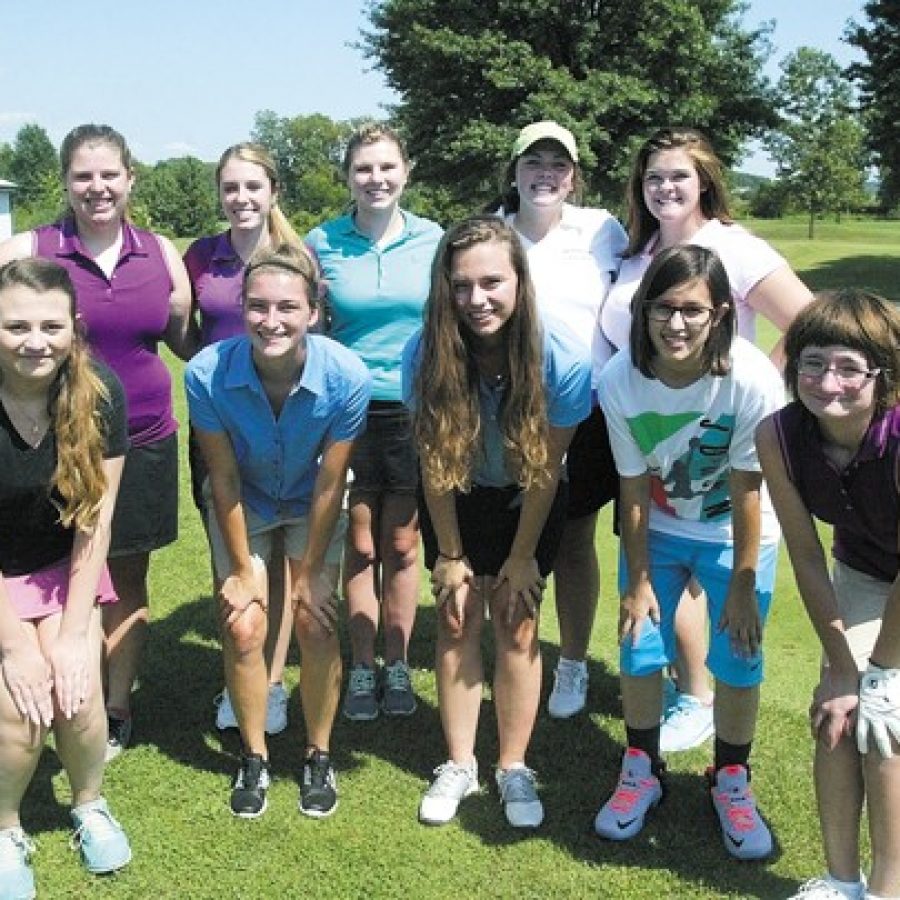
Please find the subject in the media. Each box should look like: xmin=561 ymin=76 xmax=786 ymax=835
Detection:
xmin=292 ymin=562 xmax=341 ymax=752
xmin=864 ymin=739 xmax=900 ymax=897
xmin=552 ymin=513 xmax=598 ymax=662
xmin=343 ymin=493 xmax=380 ymax=668
xmin=378 ymin=492 xmax=419 ymax=665
xmin=813 ymin=732 xmax=864 ymax=882
xmin=489 ymin=583 xmax=540 ymax=768
xmin=104 ymin=552 xmax=150 ymax=714
xmin=672 ymin=580 xmax=713 ymax=701
xmin=221 ymin=577 xmax=269 ymax=757
xmin=713 ymin=681 xmax=759 ymax=745
xmin=41 ymin=608 xmax=106 ymax=807
xmin=435 ymin=579 xmax=485 ymax=763
xmin=0 ymin=621 xmax=47 ymax=828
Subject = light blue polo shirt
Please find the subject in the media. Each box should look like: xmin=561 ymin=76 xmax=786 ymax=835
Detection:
xmin=306 ymin=210 xmax=442 ymax=402
xmin=185 ymin=334 xmax=371 ymax=522
xmin=402 ymin=322 xmax=590 ymax=487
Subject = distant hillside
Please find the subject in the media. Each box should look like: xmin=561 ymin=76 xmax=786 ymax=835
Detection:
xmin=729 ymin=170 xmax=768 ymax=196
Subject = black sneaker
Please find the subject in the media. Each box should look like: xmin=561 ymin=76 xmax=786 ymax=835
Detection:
xmin=105 ymin=715 xmax=133 ymax=762
xmin=230 ymin=753 xmax=270 ymax=819
xmin=299 ymin=750 xmax=338 ymax=818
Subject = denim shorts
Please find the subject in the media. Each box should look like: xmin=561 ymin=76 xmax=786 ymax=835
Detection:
xmin=109 ymin=433 xmax=179 ymax=557
xmin=349 ymin=401 xmax=418 ymax=495
xmin=618 ymin=530 xmax=778 ymax=687
xmin=418 ymin=480 xmax=569 ymax=578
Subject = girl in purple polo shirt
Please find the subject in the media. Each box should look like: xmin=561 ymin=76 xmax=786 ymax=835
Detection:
xmin=184 ymin=143 xmax=307 ymax=738
xmin=0 ymin=124 xmax=193 ymax=760
xmin=757 ymin=290 xmax=900 ymax=900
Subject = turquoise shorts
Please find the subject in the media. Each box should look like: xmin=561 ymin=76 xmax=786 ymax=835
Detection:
xmin=618 ymin=530 xmax=778 ymax=687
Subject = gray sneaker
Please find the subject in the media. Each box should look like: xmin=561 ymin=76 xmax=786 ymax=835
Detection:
xmin=342 ymin=664 xmax=379 ymax=721
xmin=381 ymin=661 xmax=417 ymax=716
xmin=495 ymin=766 xmax=543 ymax=828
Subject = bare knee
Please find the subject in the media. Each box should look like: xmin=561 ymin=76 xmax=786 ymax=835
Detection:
xmin=225 ymin=606 xmax=267 ymax=659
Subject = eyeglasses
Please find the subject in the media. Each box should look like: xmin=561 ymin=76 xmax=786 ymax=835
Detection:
xmin=797 ymin=357 xmax=880 ymax=388
xmin=647 ymin=302 xmax=714 ymax=326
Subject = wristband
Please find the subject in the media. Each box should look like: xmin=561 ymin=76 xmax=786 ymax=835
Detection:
xmin=438 ymin=551 xmax=465 ymax=562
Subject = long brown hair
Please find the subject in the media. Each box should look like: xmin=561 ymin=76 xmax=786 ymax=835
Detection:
xmin=0 ymin=258 xmax=110 ymax=529
xmin=414 ymin=216 xmax=549 ymax=492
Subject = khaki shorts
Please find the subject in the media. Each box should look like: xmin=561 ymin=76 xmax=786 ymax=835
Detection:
xmin=206 ymin=499 xmax=346 ymax=580
xmin=830 ymin=559 xmax=892 ymax=671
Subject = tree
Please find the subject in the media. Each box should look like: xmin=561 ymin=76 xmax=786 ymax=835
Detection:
xmin=9 ymin=124 xmax=58 ymax=208
xmin=765 ymin=48 xmax=868 ymax=238
xmin=359 ymin=0 xmax=776 ymax=214
xmin=0 ymin=143 xmax=13 ymax=180
xmin=251 ymin=111 xmax=353 ymax=231
xmin=846 ymin=1 xmax=900 ymax=210
xmin=134 ymin=157 xmax=219 ymax=237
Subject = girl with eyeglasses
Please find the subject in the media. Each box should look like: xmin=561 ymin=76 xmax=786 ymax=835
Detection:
xmin=594 ymin=127 xmax=813 ymax=756
xmin=756 ymin=290 xmax=900 ymax=900
xmin=594 ymin=244 xmax=783 ymax=861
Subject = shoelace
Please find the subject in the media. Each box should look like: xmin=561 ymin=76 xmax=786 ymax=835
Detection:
xmin=305 ymin=755 xmax=333 ymax=790
xmin=430 ymin=763 xmax=474 ymax=796
xmin=609 ymin=773 xmax=654 ymax=813
xmin=70 ymin=808 xmax=120 ymax=850
xmin=794 ymin=878 xmax=849 ymax=899
xmin=384 ymin=664 xmax=411 ymax=692
xmin=349 ymin=668 xmax=376 ymax=694
xmin=0 ymin=828 xmax=34 ymax=863
xmin=499 ymin=768 xmax=537 ymax=803
xmin=555 ymin=666 xmax=585 ymax=693
xmin=717 ymin=786 xmax=758 ymax=833
xmin=234 ymin=758 xmax=269 ymax=791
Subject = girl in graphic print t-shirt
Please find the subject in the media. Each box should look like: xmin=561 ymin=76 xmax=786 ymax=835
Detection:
xmin=594 ymin=245 xmax=783 ymax=862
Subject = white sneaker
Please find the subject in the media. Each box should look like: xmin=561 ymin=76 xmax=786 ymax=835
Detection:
xmin=419 ymin=760 xmax=478 ymax=825
xmin=547 ymin=658 xmax=588 ymax=719
xmin=495 ymin=765 xmax=543 ymax=828
xmin=659 ymin=692 xmax=714 ymax=752
xmin=215 ymin=685 xmax=289 ymax=735
xmin=265 ymin=683 xmax=289 ymax=735
xmin=787 ymin=875 xmax=866 ymax=899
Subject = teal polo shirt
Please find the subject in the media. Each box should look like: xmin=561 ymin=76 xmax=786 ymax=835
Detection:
xmin=306 ymin=210 xmax=442 ymax=402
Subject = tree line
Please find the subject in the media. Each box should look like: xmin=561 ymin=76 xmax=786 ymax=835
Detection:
xmin=0 ymin=1 xmax=895 ymax=238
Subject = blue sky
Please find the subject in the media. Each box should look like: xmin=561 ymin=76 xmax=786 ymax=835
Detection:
xmin=0 ymin=1 xmax=866 ymax=175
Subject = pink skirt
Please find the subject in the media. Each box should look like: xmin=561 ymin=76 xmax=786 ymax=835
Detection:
xmin=4 ymin=558 xmax=118 ymax=621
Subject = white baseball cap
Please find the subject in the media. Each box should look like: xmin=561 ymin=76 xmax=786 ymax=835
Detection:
xmin=511 ymin=121 xmax=579 ymax=162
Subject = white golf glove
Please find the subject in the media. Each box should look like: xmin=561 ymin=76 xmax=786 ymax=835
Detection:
xmin=856 ymin=664 xmax=900 ymax=757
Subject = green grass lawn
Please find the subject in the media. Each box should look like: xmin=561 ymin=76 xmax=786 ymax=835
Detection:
xmin=21 ymin=219 xmax=900 ymax=899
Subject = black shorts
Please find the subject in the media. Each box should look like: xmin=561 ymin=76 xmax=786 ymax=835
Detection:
xmin=419 ymin=481 xmax=569 ymax=578
xmin=187 ymin=425 xmax=207 ymax=512
xmin=109 ymin=433 xmax=179 ymax=557
xmin=349 ymin=401 xmax=418 ymax=495
xmin=565 ymin=406 xmax=619 ymax=519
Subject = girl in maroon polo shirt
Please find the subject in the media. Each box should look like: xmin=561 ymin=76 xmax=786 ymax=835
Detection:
xmin=757 ymin=290 xmax=900 ymax=900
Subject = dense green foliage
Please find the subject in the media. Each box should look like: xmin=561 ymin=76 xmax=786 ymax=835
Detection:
xmin=765 ymin=48 xmax=868 ymax=237
xmin=133 ymin=157 xmax=219 ymax=238
xmin=360 ymin=0 xmax=776 ymax=216
xmin=847 ymin=1 xmax=900 ymax=210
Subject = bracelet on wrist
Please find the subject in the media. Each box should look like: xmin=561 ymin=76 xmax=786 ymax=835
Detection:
xmin=438 ymin=551 xmax=465 ymax=562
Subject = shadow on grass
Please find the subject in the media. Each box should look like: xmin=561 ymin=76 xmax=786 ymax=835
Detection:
xmin=798 ymin=254 xmax=900 ymax=299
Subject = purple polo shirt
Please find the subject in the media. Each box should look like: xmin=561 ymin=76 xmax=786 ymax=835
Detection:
xmin=183 ymin=232 xmax=245 ymax=347
xmin=34 ymin=219 xmax=177 ymax=447
xmin=774 ymin=400 xmax=900 ymax=582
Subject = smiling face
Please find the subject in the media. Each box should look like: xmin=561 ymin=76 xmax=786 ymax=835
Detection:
xmin=647 ymin=277 xmax=722 ymax=385
xmin=796 ymin=344 xmax=879 ymax=425
xmin=64 ymin=141 xmax=134 ymax=231
xmin=514 ymin=141 xmax=575 ymax=213
xmin=219 ymin=158 xmax=276 ymax=235
xmin=244 ymin=269 xmax=318 ymax=370
xmin=0 ymin=284 xmax=75 ymax=389
xmin=347 ymin=137 xmax=409 ymax=215
xmin=642 ymin=148 xmax=707 ymax=233
xmin=450 ymin=239 xmax=518 ymax=348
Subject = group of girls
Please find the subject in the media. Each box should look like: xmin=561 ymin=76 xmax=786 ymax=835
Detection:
xmin=0 ymin=116 xmax=896 ymax=900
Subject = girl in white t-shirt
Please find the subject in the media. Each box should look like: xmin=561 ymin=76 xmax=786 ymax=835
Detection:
xmin=594 ymin=245 xmax=783 ymax=862
xmin=595 ymin=127 xmax=812 ymax=754
xmin=491 ymin=121 xmax=627 ymax=721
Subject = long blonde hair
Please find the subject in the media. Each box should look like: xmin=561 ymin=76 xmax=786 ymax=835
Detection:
xmin=0 ymin=259 xmax=110 ymax=529
xmin=414 ymin=216 xmax=549 ymax=493
xmin=216 ymin=143 xmax=303 ymax=249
